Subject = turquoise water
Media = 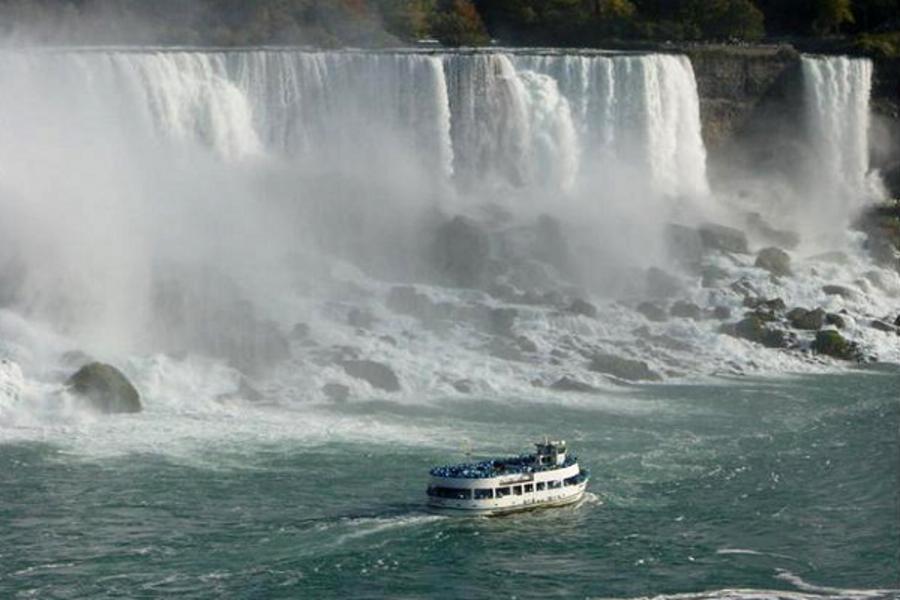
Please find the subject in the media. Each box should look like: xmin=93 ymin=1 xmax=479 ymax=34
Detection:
xmin=1 ymin=367 xmax=898 ymax=599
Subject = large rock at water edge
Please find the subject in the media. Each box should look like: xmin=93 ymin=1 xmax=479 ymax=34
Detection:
xmin=787 ymin=307 xmax=826 ymax=330
xmin=66 ymin=362 xmax=141 ymax=414
xmin=755 ymin=247 xmax=792 ymax=277
xmin=431 ymin=216 xmax=490 ymax=288
xmin=721 ymin=316 xmax=788 ymax=348
xmin=588 ymin=352 xmax=662 ymax=382
xmin=339 ymin=360 xmax=400 ymax=392
xmin=811 ymin=331 xmax=860 ymax=361
xmin=699 ymin=223 xmax=750 ymax=254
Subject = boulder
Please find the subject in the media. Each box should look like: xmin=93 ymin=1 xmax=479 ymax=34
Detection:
xmin=452 ymin=379 xmax=473 ymax=394
xmin=699 ymin=223 xmax=750 ymax=254
xmin=322 ymin=383 xmax=350 ymax=402
xmin=711 ymin=306 xmax=732 ymax=320
xmin=722 ymin=316 xmax=788 ymax=348
xmin=755 ymin=247 xmax=792 ymax=277
xmin=812 ymin=330 xmax=860 ymax=361
xmin=701 ymin=265 xmax=730 ymax=288
xmin=566 ymin=298 xmax=598 ymax=318
xmin=894 ymin=314 xmax=900 ymax=327
xmin=670 ymin=300 xmax=702 ymax=320
xmin=588 ymin=352 xmax=662 ymax=382
xmin=826 ymin=313 xmax=847 ymax=329
xmin=386 ymin=286 xmax=434 ymax=320
xmin=823 ymin=285 xmax=857 ymax=300
xmin=550 ymin=376 xmax=600 ymax=393
xmin=646 ymin=267 xmax=682 ymax=298
xmin=339 ymin=360 xmax=400 ymax=392
xmin=66 ymin=362 xmax=141 ymax=414
xmin=787 ymin=307 xmax=826 ymax=330
xmin=870 ymin=320 xmax=898 ymax=334
xmin=516 ymin=335 xmax=538 ymax=353
xmin=745 ymin=213 xmax=800 ymax=250
xmin=488 ymin=307 xmax=518 ymax=337
xmin=665 ymin=224 xmax=704 ymax=268
xmin=637 ymin=302 xmax=668 ymax=322
xmin=348 ymin=308 xmax=375 ymax=329
xmin=431 ymin=216 xmax=491 ymax=288
xmin=744 ymin=297 xmax=786 ymax=313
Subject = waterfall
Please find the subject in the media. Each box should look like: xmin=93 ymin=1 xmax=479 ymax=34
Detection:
xmin=0 ymin=49 xmax=708 ymax=198
xmin=802 ymin=56 xmax=882 ymax=213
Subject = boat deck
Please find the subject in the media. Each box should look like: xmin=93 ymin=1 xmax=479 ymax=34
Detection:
xmin=429 ymin=454 xmax=578 ymax=479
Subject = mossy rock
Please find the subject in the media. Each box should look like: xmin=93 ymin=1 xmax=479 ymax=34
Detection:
xmin=67 ymin=362 xmax=141 ymax=414
xmin=755 ymin=247 xmax=792 ymax=277
xmin=811 ymin=331 xmax=860 ymax=361
xmin=588 ymin=352 xmax=662 ymax=382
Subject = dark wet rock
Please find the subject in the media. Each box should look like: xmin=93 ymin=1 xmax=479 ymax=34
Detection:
xmin=485 ymin=338 xmax=525 ymax=362
xmin=567 ymin=298 xmax=598 ymax=319
xmin=856 ymin=202 xmax=900 ymax=270
xmin=588 ymin=352 xmax=662 ymax=382
xmin=386 ymin=286 xmax=434 ymax=320
xmin=730 ymin=278 xmax=760 ymax=299
xmin=348 ymin=308 xmax=375 ymax=329
xmin=699 ymin=223 xmax=749 ymax=254
xmin=870 ymin=320 xmax=898 ymax=334
xmin=151 ymin=268 xmax=290 ymax=373
xmin=744 ymin=297 xmax=787 ymax=313
xmin=488 ymin=307 xmax=518 ymax=337
xmin=431 ymin=216 xmax=491 ymax=288
xmin=822 ymin=285 xmax=857 ymax=300
xmin=634 ymin=326 xmax=694 ymax=352
xmin=646 ymin=267 xmax=682 ymax=298
xmin=550 ymin=376 xmax=599 ymax=393
xmin=670 ymin=300 xmax=702 ymax=320
xmin=787 ymin=307 xmax=826 ymax=330
xmin=323 ymin=383 xmax=350 ymax=402
xmin=701 ymin=265 xmax=730 ymax=288
xmin=452 ymin=379 xmax=473 ymax=394
xmin=826 ymin=313 xmax=847 ymax=329
xmin=665 ymin=223 xmax=705 ymax=268
xmin=745 ymin=213 xmax=800 ymax=250
xmin=532 ymin=215 xmax=575 ymax=275
xmin=721 ymin=316 xmax=788 ymax=348
xmin=516 ymin=335 xmax=538 ymax=353
xmin=755 ymin=247 xmax=792 ymax=277
xmin=810 ymin=251 xmax=851 ymax=265
xmin=66 ymin=362 xmax=141 ymax=414
xmin=711 ymin=306 xmax=732 ymax=320
xmin=339 ymin=360 xmax=400 ymax=392
xmin=895 ymin=314 xmax=900 ymax=327
xmin=290 ymin=323 xmax=311 ymax=340
xmin=637 ymin=302 xmax=668 ymax=322
xmin=60 ymin=350 xmax=93 ymax=370
xmin=812 ymin=330 xmax=860 ymax=361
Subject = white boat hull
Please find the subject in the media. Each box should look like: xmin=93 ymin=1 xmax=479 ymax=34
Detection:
xmin=427 ymin=481 xmax=588 ymax=516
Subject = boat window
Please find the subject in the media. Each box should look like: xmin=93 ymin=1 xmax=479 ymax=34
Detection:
xmin=564 ymin=476 xmax=579 ymax=486
xmin=513 ymin=485 xmax=523 ymax=496
xmin=474 ymin=488 xmax=493 ymax=500
xmin=524 ymin=484 xmax=534 ymax=493
xmin=536 ymin=482 xmax=545 ymax=491
xmin=548 ymin=480 xmax=562 ymax=489
xmin=495 ymin=487 xmax=511 ymax=498
xmin=427 ymin=486 xmax=472 ymax=500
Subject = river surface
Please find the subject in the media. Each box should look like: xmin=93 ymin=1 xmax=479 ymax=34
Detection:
xmin=1 ymin=367 xmax=898 ymax=599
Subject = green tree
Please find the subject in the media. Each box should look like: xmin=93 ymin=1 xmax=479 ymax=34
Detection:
xmin=814 ymin=0 xmax=854 ymax=34
xmin=682 ymin=0 xmax=765 ymax=40
xmin=430 ymin=0 xmax=489 ymax=45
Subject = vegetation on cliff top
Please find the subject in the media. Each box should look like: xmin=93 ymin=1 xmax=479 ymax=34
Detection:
xmin=0 ymin=0 xmax=897 ymax=56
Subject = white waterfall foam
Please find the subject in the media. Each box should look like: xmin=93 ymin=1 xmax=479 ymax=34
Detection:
xmin=802 ymin=56 xmax=883 ymax=216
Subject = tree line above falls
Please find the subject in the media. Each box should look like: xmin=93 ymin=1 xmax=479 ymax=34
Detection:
xmin=1 ymin=0 xmax=898 ymax=57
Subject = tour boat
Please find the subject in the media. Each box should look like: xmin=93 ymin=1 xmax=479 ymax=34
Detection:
xmin=426 ymin=439 xmax=589 ymax=515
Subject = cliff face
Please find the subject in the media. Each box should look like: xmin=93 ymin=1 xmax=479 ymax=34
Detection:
xmin=685 ymin=45 xmax=900 ymax=196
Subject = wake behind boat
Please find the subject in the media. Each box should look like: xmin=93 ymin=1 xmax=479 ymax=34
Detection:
xmin=426 ymin=439 xmax=589 ymax=515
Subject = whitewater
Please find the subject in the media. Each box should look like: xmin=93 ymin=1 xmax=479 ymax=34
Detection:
xmin=0 ymin=48 xmax=896 ymax=599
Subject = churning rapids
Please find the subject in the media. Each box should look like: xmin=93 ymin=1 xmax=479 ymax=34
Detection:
xmin=0 ymin=47 xmax=896 ymax=598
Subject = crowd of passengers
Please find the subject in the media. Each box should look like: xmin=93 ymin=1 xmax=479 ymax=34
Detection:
xmin=429 ymin=455 xmax=577 ymax=479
